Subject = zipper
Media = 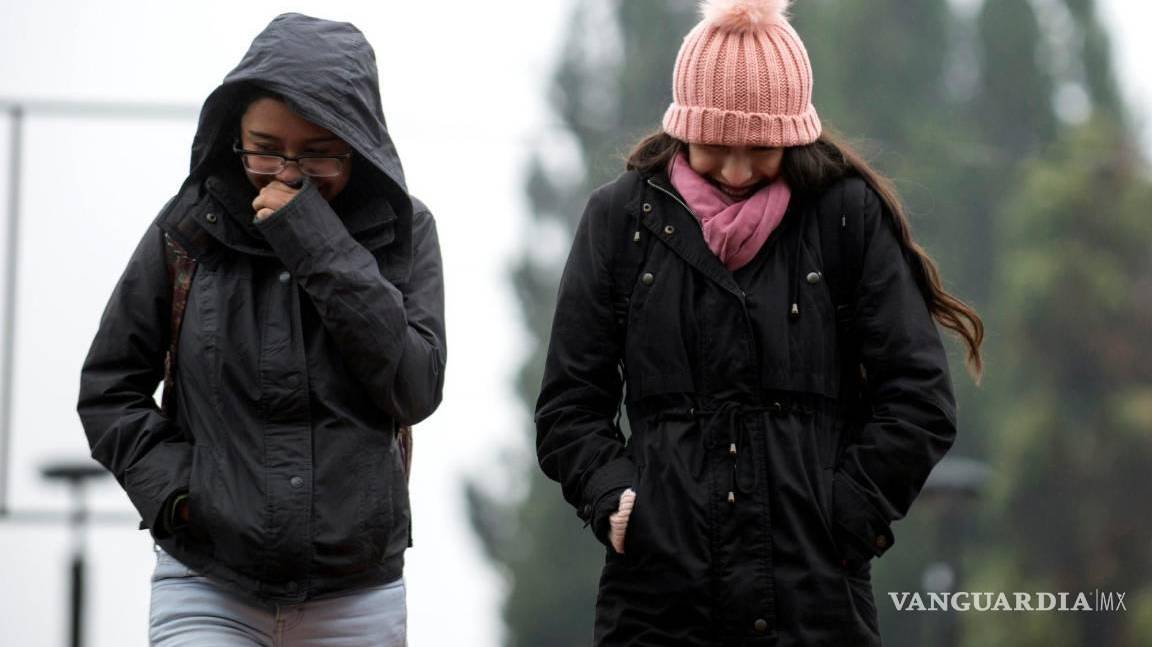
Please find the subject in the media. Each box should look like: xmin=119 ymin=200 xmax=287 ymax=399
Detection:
xmin=647 ymin=178 xmax=697 ymax=220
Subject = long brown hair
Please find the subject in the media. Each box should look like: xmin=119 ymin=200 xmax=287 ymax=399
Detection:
xmin=626 ymin=130 xmax=985 ymax=382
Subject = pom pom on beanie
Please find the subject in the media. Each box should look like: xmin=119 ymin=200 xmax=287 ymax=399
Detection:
xmin=701 ymin=0 xmax=790 ymax=32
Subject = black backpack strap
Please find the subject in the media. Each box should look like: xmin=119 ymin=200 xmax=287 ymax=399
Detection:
xmin=817 ymin=178 xmax=867 ymax=315
xmin=398 ymin=424 xmax=413 ymax=484
xmin=817 ymin=179 xmax=870 ymax=404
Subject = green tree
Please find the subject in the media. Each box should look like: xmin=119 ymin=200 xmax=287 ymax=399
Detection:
xmin=966 ymin=0 xmax=1152 ymax=642
xmin=968 ymin=116 xmax=1152 ymax=647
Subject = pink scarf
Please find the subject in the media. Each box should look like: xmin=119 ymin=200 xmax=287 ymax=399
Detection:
xmin=668 ymin=151 xmax=791 ymax=271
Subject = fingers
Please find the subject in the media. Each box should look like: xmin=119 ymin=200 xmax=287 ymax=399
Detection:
xmin=264 ymin=180 xmax=300 ymax=193
xmin=609 ymin=488 xmax=636 ymax=554
xmin=251 ymin=181 xmax=301 ymax=221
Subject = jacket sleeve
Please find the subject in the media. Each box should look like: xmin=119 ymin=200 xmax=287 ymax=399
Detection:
xmin=256 ymin=184 xmax=446 ymax=425
xmin=832 ymin=184 xmax=958 ymax=562
xmin=535 ymin=185 xmax=633 ymax=546
xmin=77 ymin=222 xmax=191 ymax=538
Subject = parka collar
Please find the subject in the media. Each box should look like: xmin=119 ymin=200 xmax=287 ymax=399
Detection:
xmin=641 ymin=169 xmax=809 ymax=314
xmin=157 ymin=169 xmax=399 ymax=263
xmin=641 ymin=170 xmax=745 ymax=298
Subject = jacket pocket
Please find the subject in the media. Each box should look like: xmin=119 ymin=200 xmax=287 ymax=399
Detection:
xmin=620 ymin=461 xmax=646 ymax=557
xmin=813 ymin=465 xmax=837 ymax=542
xmin=185 ymin=445 xmax=219 ymax=553
xmin=842 ymin=561 xmax=881 ymax=640
xmin=819 ymin=410 xmax=850 ymax=469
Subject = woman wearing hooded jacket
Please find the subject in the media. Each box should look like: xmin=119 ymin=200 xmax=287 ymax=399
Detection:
xmin=77 ymin=14 xmax=444 ymax=646
xmin=536 ymin=1 xmax=983 ymax=645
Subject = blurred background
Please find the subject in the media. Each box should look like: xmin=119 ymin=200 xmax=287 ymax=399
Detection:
xmin=1 ymin=0 xmax=1149 ymax=646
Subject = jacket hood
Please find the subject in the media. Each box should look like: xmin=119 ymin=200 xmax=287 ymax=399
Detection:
xmin=187 ymin=13 xmax=411 ymax=223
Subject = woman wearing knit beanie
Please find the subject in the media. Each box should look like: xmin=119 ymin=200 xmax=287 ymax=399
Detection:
xmin=537 ymin=0 xmax=984 ymax=644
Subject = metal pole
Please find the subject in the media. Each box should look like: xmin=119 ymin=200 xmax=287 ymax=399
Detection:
xmin=70 ymin=554 xmax=84 ymax=647
xmin=42 ymin=461 xmax=105 ymax=647
xmin=0 ymin=105 xmax=24 ymax=517
xmin=68 ymin=479 xmax=86 ymax=647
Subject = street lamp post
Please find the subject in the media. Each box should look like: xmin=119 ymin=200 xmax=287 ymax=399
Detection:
xmin=42 ymin=460 xmax=108 ymax=647
xmin=919 ymin=456 xmax=990 ymax=647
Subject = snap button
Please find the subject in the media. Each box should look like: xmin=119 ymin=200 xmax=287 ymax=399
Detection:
xmin=754 ymin=618 xmax=768 ymax=633
xmin=286 ymin=581 xmax=299 ymax=593
xmin=663 ymin=225 xmax=675 ymax=235
xmin=642 ymin=203 xmax=652 ymax=213
xmin=278 ymin=271 xmax=291 ymax=284
xmin=806 ymin=271 xmax=822 ymax=284
xmin=640 ymin=272 xmax=655 ymax=286
xmin=205 ymin=213 xmax=218 ymax=224
xmin=290 ymin=476 xmax=304 ymax=489
xmin=875 ymin=534 xmax=889 ymax=549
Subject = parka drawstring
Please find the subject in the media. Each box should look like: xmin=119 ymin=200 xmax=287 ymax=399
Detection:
xmin=696 ymin=401 xmax=781 ymax=505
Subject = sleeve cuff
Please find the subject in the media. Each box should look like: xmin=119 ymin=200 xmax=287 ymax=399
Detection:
xmin=149 ymin=488 xmax=189 ymax=539
xmin=166 ymin=492 xmax=190 ymax=534
xmin=579 ymin=457 xmax=635 ymax=548
xmin=590 ymin=486 xmax=628 ymax=548
xmin=123 ymin=441 xmax=192 ymax=538
xmin=254 ymin=182 xmax=350 ymax=274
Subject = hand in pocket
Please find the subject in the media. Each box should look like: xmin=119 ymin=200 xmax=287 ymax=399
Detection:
xmin=609 ymin=488 xmax=636 ymax=554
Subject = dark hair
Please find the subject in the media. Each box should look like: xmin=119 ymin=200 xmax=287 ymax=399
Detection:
xmin=194 ymin=84 xmax=288 ymax=181
xmin=233 ymin=84 xmax=284 ymax=135
xmin=625 ymin=130 xmax=985 ymax=382
xmin=242 ymin=85 xmax=282 ymax=105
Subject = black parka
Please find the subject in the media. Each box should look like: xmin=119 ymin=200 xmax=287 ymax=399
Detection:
xmin=77 ymin=14 xmax=445 ymax=602
xmin=536 ymin=169 xmax=956 ymax=646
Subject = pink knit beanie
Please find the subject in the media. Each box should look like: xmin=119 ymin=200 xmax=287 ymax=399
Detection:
xmin=662 ymin=0 xmax=821 ymax=147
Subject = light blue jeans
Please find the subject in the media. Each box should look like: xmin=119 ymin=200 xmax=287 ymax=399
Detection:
xmin=149 ymin=547 xmax=407 ymax=647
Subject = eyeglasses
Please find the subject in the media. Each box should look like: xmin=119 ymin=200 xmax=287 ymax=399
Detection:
xmin=233 ymin=142 xmax=353 ymax=178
